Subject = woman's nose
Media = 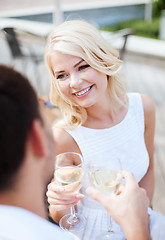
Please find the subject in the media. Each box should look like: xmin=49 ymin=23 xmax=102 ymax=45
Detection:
xmin=69 ymin=73 xmax=79 ymax=88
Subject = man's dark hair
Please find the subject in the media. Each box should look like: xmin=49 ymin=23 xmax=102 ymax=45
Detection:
xmin=0 ymin=65 xmax=41 ymax=191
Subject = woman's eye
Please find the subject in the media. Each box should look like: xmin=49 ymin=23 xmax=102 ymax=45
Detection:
xmin=56 ymin=74 xmax=67 ymax=80
xmin=79 ymin=64 xmax=90 ymax=71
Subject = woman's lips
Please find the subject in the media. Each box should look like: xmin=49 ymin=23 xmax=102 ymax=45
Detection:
xmin=73 ymin=85 xmax=94 ymax=97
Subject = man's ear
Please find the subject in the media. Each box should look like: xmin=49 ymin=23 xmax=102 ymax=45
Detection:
xmin=28 ymin=119 xmax=46 ymax=158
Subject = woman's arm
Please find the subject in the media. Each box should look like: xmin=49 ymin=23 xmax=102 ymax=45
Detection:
xmin=47 ymin=127 xmax=83 ymax=224
xmin=139 ymin=94 xmax=155 ymax=205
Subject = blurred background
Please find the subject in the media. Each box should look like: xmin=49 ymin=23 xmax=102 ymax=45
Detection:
xmin=0 ymin=0 xmax=165 ymax=214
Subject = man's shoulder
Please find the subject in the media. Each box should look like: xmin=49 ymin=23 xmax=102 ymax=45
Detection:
xmin=0 ymin=205 xmax=73 ymax=240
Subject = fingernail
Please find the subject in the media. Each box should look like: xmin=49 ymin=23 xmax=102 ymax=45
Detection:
xmin=76 ymin=194 xmax=84 ymax=199
xmin=86 ymin=187 xmax=93 ymax=194
xmin=59 ymin=186 xmax=64 ymax=191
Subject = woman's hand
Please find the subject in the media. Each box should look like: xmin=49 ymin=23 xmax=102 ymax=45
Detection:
xmin=46 ymin=181 xmax=84 ymax=211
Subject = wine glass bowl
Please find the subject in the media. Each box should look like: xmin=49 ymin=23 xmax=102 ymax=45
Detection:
xmin=55 ymin=161 xmax=83 ymax=187
xmin=89 ymin=168 xmax=122 ymax=196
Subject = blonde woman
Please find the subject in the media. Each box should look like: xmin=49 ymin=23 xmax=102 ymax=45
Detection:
xmin=45 ymin=20 xmax=155 ymax=239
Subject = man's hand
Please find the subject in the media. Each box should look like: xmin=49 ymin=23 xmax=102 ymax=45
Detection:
xmin=86 ymin=171 xmax=150 ymax=240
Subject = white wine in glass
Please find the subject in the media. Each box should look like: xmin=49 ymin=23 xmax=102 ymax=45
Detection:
xmin=90 ymin=169 xmax=122 ymax=196
xmin=55 ymin=166 xmax=83 ymax=186
xmin=54 ymin=152 xmax=86 ymax=232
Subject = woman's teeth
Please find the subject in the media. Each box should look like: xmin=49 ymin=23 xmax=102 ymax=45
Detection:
xmin=75 ymin=86 xmax=91 ymax=96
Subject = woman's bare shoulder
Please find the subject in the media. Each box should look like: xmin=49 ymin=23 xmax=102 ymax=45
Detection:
xmin=141 ymin=94 xmax=155 ymax=129
xmin=53 ymin=127 xmax=81 ymax=155
xmin=141 ymin=94 xmax=155 ymax=117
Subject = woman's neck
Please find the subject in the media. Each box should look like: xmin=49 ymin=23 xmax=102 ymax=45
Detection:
xmin=84 ymin=95 xmax=128 ymax=129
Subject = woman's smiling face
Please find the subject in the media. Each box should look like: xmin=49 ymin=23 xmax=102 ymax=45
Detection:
xmin=51 ymin=51 xmax=108 ymax=108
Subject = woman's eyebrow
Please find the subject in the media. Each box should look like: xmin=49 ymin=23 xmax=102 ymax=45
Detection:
xmin=54 ymin=59 xmax=84 ymax=74
xmin=54 ymin=70 xmax=65 ymax=74
xmin=74 ymin=59 xmax=84 ymax=68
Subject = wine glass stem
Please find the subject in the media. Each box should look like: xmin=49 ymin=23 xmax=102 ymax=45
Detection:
xmin=67 ymin=206 xmax=79 ymax=224
xmin=107 ymin=212 xmax=113 ymax=233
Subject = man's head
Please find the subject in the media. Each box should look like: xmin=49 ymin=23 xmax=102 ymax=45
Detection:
xmin=0 ymin=65 xmax=55 ymax=193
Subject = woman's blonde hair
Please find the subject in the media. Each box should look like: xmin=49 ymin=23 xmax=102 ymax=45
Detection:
xmin=45 ymin=20 xmax=127 ymax=129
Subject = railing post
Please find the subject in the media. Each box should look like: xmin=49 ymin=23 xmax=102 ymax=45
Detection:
xmin=159 ymin=10 xmax=165 ymax=40
xmin=53 ymin=0 xmax=64 ymax=26
xmin=145 ymin=0 xmax=153 ymax=22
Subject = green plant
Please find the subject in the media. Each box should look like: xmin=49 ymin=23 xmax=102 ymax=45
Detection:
xmin=101 ymin=18 xmax=160 ymax=39
xmin=153 ymin=0 xmax=165 ymax=17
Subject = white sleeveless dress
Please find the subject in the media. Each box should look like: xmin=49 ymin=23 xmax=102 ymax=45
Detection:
xmin=65 ymin=93 xmax=165 ymax=240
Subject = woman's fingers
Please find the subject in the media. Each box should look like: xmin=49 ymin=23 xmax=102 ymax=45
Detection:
xmin=48 ymin=181 xmax=82 ymax=193
xmin=47 ymin=196 xmax=80 ymax=205
xmin=49 ymin=203 xmax=77 ymax=212
xmin=47 ymin=193 xmax=83 ymax=211
xmin=47 ymin=190 xmax=84 ymax=202
xmin=46 ymin=187 xmax=84 ymax=200
xmin=46 ymin=181 xmax=84 ymax=211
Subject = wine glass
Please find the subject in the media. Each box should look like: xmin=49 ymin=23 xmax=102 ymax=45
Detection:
xmin=54 ymin=152 xmax=86 ymax=232
xmin=88 ymin=156 xmax=125 ymax=240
